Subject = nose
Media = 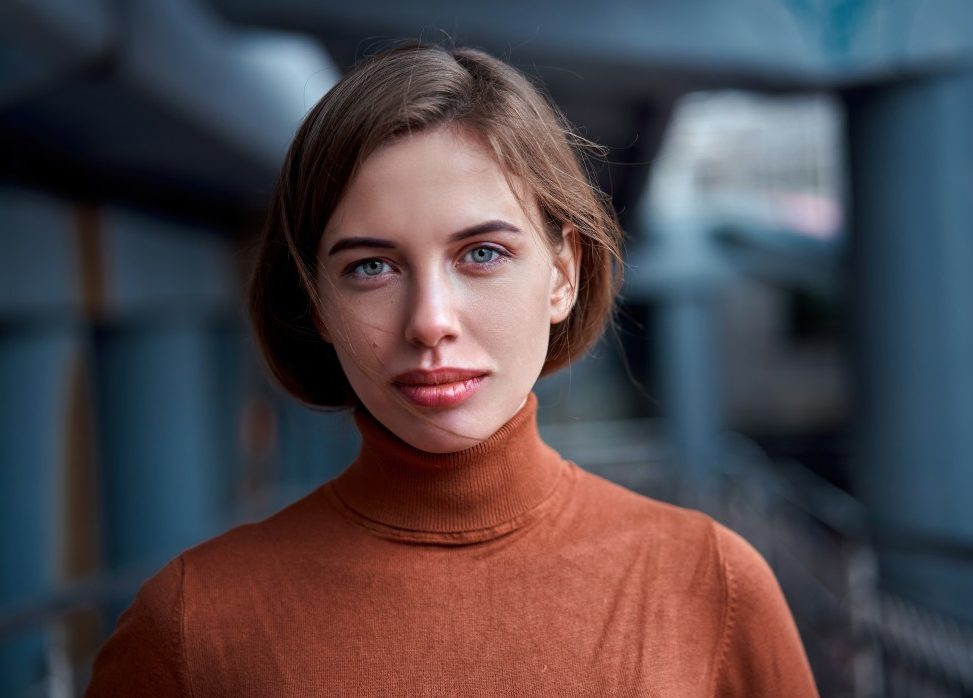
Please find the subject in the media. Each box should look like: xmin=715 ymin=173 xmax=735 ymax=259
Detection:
xmin=404 ymin=269 xmax=460 ymax=348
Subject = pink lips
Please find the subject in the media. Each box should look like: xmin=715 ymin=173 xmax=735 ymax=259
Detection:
xmin=392 ymin=368 xmax=488 ymax=408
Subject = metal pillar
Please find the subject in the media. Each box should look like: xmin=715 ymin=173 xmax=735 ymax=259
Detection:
xmin=658 ymin=296 xmax=723 ymax=492
xmin=0 ymin=330 xmax=76 ymax=696
xmin=92 ymin=205 xmax=240 ymax=570
xmin=630 ymin=215 xmax=733 ymax=497
xmin=0 ymin=188 xmax=82 ymax=696
xmin=846 ymin=70 xmax=973 ymax=622
xmin=93 ymin=321 xmax=223 ymax=569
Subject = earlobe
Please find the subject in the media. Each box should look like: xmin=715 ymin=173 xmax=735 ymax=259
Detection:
xmin=550 ymin=224 xmax=581 ymax=325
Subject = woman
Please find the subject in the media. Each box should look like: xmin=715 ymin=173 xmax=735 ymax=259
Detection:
xmin=87 ymin=43 xmax=819 ymax=696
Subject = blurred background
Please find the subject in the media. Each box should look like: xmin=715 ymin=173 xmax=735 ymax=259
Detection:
xmin=2 ymin=0 xmax=973 ymax=695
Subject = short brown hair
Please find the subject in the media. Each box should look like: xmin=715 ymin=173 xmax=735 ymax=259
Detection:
xmin=249 ymin=42 xmax=623 ymax=407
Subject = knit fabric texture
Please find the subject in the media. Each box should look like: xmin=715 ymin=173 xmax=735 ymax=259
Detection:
xmin=86 ymin=393 xmax=819 ymax=696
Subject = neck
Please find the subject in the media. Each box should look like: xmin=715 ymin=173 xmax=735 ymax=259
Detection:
xmin=331 ymin=393 xmax=567 ymax=542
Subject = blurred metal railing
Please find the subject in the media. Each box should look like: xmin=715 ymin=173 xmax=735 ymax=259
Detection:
xmin=705 ymin=441 xmax=973 ymax=698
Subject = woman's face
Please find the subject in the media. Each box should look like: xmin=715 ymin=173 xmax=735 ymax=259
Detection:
xmin=316 ymin=126 xmax=578 ymax=453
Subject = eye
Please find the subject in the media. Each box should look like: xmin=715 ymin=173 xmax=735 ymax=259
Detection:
xmin=462 ymin=246 xmax=505 ymax=265
xmin=350 ymin=259 xmax=392 ymax=277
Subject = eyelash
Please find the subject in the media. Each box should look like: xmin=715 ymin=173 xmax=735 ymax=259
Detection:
xmin=461 ymin=245 xmax=509 ymax=269
xmin=342 ymin=245 xmax=511 ymax=281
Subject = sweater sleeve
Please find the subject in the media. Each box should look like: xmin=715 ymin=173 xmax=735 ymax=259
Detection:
xmin=710 ymin=522 xmax=819 ymax=697
xmin=85 ymin=555 xmax=194 ymax=697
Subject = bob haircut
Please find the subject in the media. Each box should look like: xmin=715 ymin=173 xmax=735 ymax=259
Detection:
xmin=249 ymin=42 xmax=624 ymax=408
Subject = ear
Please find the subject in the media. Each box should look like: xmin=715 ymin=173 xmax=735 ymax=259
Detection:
xmin=550 ymin=223 xmax=581 ymax=325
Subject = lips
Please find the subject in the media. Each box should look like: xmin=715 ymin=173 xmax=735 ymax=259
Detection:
xmin=392 ymin=368 xmax=488 ymax=408
xmin=393 ymin=368 xmax=487 ymax=386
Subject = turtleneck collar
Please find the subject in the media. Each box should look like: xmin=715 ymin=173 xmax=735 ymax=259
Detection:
xmin=328 ymin=393 xmax=569 ymax=544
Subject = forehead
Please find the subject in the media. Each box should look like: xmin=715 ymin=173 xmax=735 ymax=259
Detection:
xmin=325 ymin=126 xmax=543 ymax=238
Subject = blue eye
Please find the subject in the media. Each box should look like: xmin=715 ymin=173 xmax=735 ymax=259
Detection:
xmin=353 ymin=259 xmax=391 ymax=276
xmin=465 ymin=247 xmax=501 ymax=264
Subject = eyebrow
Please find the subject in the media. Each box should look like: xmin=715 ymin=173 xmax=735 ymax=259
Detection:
xmin=326 ymin=219 xmax=521 ymax=256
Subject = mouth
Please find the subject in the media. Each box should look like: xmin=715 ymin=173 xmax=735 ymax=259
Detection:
xmin=392 ymin=368 xmax=488 ymax=408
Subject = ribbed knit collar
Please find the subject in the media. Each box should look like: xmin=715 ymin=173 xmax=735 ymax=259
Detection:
xmin=329 ymin=393 xmax=568 ymax=544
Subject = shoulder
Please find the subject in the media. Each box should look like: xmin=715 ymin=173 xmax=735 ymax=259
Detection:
xmin=568 ymin=465 xmax=717 ymax=549
xmin=168 ymin=483 xmax=365 ymax=609
xmin=706 ymin=521 xmax=819 ymax=696
xmin=709 ymin=521 xmax=786 ymax=618
xmin=561 ymin=465 xmax=731 ymax=598
xmin=567 ymin=467 xmax=806 ymax=584
xmin=567 ymin=467 xmax=818 ymax=695
xmin=118 ymin=485 xmax=343 ymax=627
xmin=86 ymin=556 xmax=192 ymax=695
xmin=87 ymin=485 xmax=347 ymax=693
xmin=179 ymin=483 xmax=341 ymax=571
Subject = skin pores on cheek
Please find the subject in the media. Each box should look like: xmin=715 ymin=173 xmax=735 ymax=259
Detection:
xmin=315 ymin=126 xmax=562 ymax=453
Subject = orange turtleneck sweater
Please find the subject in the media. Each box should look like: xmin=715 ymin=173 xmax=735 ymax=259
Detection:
xmin=86 ymin=393 xmax=818 ymax=696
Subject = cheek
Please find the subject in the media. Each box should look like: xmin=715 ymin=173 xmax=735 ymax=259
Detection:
xmin=463 ymin=263 xmax=553 ymax=356
xmin=321 ymin=287 xmax=402 ymax=361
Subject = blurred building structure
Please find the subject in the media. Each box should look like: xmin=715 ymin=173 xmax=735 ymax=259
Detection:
xmin=2 ymin=0 xmax=973 ymax=695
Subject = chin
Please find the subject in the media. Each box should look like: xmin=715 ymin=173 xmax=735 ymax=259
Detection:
xmin=356 ymin=378 xmax=532 ymax=454
xmin=393 ymin=410 xmax=493 ymax=454
xmin=411 ymin=434 xmax=481 ymax=454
